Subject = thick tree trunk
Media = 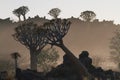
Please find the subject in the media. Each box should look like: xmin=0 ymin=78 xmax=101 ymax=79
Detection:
xmin=57 ymin=43 xmax=91 ymax=79
xmin=30 ymin=50 xmax=38 ymax=71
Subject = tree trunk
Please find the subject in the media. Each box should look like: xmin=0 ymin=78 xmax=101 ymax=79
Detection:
xmin=23 ymin=15 xmax=26 ymax=21
xmin=15 ymin=58 xmax=18 ymax=78
xmin=30 ymin=50 xmax=38 ymax=71
xmin=18 ymin=16 xmax=21 ymax=22
xmin=15 ymin=58 xmax=18 ymax=69
xmin=57 ymin=43 xmax=91 ymax=79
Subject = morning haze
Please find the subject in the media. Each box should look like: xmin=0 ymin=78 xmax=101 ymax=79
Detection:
xmin=0 ymin=0 xmax=120 ymax=80
xmin=0 ymin=17 xmax=118 ymax=69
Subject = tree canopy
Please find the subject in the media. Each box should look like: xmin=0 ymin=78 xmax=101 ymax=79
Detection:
xmin=13 ymin=6 xmax=29 ymax=21
xmin=43 ymin=19 xmax=71 ymax=46
xmin=48 ymin=8 xmax=61 ymax=19
xmin=13 ymin=8 xmax=22 ymax=21
xmin=80 ymin=10 xmax=96 ymax=22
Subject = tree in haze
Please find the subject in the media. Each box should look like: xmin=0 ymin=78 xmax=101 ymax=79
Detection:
xmin=110 ymin=29 xmax=120 ymax=68
xmin=0 ymin=60 xmax=14 ymax=71
xmin=11 ymin=52 xmax=21 ymax=69
xmin=13 ymin=6 xmax=29 ymax=21
xmin=48 ymin=8 xmax=61 ymax=19
xmin=13 ymin=22 xmax=47 ymax=71
xmin=13 ymin=8 xmax=22 ymax=21
xmin=43 ymin=19 xmax=92 ymax=79
xmin=19 ymin=6 xmax=29 ymax=21
xmin=37 ymin=48 xmax=59 ymax=74
xmin=92 ymin=56 xmax=102 ymax=67
xmin=80 ymin=10 xmax=96 ymax=22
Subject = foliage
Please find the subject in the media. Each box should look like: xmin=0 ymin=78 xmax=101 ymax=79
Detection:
xmin=37 ymin=48 xmax=59 ymax=73
xmin=80 ymin=10 xmax=96 ymax=22
xmin=48 ymin=8 xmax=61 ymax=19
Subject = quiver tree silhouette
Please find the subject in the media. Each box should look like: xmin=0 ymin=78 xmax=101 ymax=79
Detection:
xmin=11 ymin=52 xmax=21 ymax=79
xmin=37 ymin=48 xmax=59 ymax=74
xmin=80 ymin=10 xmax=96 ymax=22
xmin=19 ymin=6 xmax=29 ymax=21
xmin=48 ymin=8 xmax=61 ymax=19
xmin=13 ymin=6 xmax=29 ymax=21
xmin=13 ymin=22 xmax=47 ymax=71
xmin=43 ymin=19 xmax=91 ymax=79
xmin=11 ymin=52 xmax=21 ymax=69
xmin=110 ymin=29 xmax=120 ymax=67
xmin=13 ymin=8 xmax=22 ymax=21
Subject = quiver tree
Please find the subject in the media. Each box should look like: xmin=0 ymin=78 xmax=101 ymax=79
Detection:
xmin=11 ymin=52 xmax=21 ymax=78
xmin=13 ymin=22 xmax=47 ymax=71
xmin=110 ymin=29 xmax=120 ymax=66
xmin=80 ymin=10 xmax=96 ymax=22
xmin=13 ymin=8 xmax=22 ymax=21
xmin=19 ymin=6 xmax=29 ymax=21
xmin=43 ymin=19 xmax=91 ymax=79
xmin=11 ymin=52 xmax=21 ymax=69
xmin=48 ymin=8 xmax=61 ymax=19
xmin=37 ymin=48 xmax=59 ymax=74
xmin=13 ymin=6 xmax=29 ymax=21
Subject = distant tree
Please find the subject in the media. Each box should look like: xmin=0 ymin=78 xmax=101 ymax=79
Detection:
xmin=13 ymin=8 xmax=22 ymax=21
xmin=110 ymin=29 xmax=120 ymax=65
xmin=43 ymin=19 xmax=91 ymax=79
xmin=92 ymin=56 xmax=102 ymax=67
xmin=37 ymin=48 xmax=59 ymax=73
xmin=0 ymin=60 xmax=14 ymax=71
xmin=80 ymin=10 xmax=96 ymax=22
xmin=48 ymin=8 xmax=61 ymax=19
xmin=11 ymin=52 xmax=21 ymax=69
xmin=13 ymin=22 xmax=47 ymax=71
xmin=19 ymin=6 xmax=29 ymax=21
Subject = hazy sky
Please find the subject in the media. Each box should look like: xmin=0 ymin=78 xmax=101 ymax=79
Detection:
xmin=1 ymin=0 xmax=120 ymax=24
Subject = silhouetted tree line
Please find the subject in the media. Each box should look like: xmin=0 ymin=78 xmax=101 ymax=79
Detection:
xmin=12 ymin=6 xmax=96 ymax=22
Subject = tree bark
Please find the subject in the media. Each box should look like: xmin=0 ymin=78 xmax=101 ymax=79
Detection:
xmin=30 ymin=50 xmax=38 ymax=71
xmin=57 ymin=42 xmax=91 ymax=79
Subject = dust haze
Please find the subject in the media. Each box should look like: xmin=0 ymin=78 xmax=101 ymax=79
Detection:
xmin=0 ymin=18 xmax=119 ymax=70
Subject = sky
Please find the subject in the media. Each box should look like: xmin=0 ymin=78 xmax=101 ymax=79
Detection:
xmin=0 ymin=0 xmax=120 ymax=24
